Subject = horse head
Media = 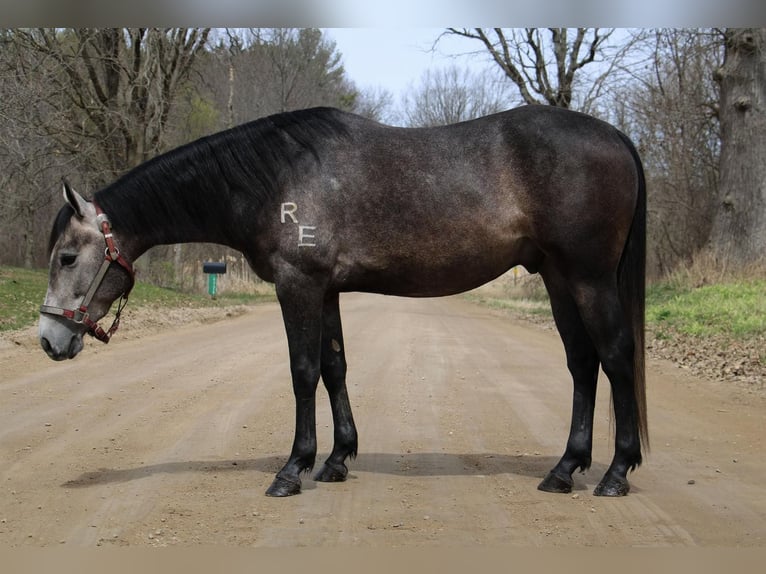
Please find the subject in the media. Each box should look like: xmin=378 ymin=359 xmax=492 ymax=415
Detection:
xmin=39 ymin=181 xmax=134 ymax=360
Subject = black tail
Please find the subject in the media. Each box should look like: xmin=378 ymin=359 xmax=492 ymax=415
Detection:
xmin=616 ymin=131 xmax=649 ymax=453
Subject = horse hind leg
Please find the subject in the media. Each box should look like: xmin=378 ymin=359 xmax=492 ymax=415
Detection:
xmin=570 ymin=278 xmax=643 ymax=497
xmin=538 ymin=267 xmax=600 ymax=494
xmin=313 ymin=292 xmax=359 ymax=483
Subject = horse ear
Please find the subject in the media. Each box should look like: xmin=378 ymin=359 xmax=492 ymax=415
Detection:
xmin=62 ymin=179 xmax=88 ymax=219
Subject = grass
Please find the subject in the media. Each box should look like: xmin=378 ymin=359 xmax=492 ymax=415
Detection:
xmin=0 ymin=267 xmax=49 ymax=331
xmin=463 ymin=269 xmax=553 ymax=320
xmin=0 ymin=266 xmax=275 ymax=333
xmin=4 ymin=264 xmax=765 ymax=344
xmin=463 ymin=292 xmax=552 ymax=318
xmin=464 ymin=266 xmax=765 ymax=344
xmin=646 ymin=279 xmax=766 ymax=340
xmin=127 ymin=280 xmax=275 ymax=309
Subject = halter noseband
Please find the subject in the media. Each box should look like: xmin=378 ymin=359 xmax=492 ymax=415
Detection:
xmin=40 ymin=203 xmax=135 ymax=343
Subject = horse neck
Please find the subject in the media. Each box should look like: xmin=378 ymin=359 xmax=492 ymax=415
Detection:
xmin=97 ymin=160 xmax=253 ymax=262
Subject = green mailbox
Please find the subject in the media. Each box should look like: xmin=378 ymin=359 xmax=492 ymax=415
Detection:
xmin=203 ymin=261 xmax=227 ymax=297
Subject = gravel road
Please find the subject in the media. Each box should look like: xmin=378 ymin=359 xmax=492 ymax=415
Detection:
xmin=1 ymin=293 xmax=763 ymax=546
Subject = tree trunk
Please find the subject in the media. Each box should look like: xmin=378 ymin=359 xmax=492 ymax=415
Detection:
xmin=22 ymin=204 xmax=35 ymax=269
xmin=712 ymin=29 xmax=766 ymax=265
xmin=174 ymin=243 xmax=184 ymax=289
xmin=227 ymin=61 xmax=235 ymax=129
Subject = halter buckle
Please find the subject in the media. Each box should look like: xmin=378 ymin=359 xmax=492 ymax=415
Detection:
xmin=72 ymin=307 xmax=88 ymax=324
xmin=95 ymin=212 xmax=111 ymax=229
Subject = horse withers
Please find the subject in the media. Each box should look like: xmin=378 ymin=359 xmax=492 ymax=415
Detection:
xmin=39 ymin=105 xmax=647 ymax=497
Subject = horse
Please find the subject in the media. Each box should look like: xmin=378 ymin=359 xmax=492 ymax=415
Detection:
xmin=39 ymin=105 xmax=648 ymax=498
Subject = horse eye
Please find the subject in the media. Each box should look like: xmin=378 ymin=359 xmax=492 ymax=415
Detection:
xmin=60 ymin=253 xmax=77 ymax=267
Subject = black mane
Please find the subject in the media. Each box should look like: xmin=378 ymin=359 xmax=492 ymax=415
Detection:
xmin=94 ymin=107 xmax=351 ymax=241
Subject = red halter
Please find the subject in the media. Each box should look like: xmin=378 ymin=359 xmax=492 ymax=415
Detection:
xmin=40 ymin=203 xmax=135 ymax=343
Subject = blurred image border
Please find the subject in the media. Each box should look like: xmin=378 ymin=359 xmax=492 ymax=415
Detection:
xmin=1 ymin=0 xmax=764 ymax=27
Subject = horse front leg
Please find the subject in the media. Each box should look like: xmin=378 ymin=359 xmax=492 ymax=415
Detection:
xmin=265 ymin=277 xmax=325 ymax=497
xmin=314 ymin=292 xmax=358 ymax=483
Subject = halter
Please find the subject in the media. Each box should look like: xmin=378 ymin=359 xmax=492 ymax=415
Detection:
xmin=40 ymin=203 xmax=135 ymax=343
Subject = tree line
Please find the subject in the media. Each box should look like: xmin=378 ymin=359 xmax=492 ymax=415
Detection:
xmin=1 ymin=28 xmax=762 ymax=289
xmin=0 ymin=28 xmax=386 ymax=287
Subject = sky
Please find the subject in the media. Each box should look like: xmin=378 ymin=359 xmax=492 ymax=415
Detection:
xmin=323 ymin=28 xmax=493 ymax=107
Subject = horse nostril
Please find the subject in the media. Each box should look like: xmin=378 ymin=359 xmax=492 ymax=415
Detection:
xmin=67 ymin=337 xmax=80 ymax=359
xmin=41 ymin=336 xmax=73 ymax=361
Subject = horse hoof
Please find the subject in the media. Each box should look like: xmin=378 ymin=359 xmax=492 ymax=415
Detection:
xmin=265 ymin=475 xmax=301 ymax=497
xmin=314 ymin=462 xmax=348 ymax=483
xmin=538 ymin=471 xmax=573 ymax=493
xmin=593 ymin=475 xmax=630 ymax=497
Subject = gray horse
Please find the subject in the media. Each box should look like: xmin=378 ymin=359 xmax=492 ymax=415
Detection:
xmin=40 ymin=106 xmax=647 ymax=498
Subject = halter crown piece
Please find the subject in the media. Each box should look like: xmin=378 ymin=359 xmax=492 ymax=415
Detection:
xmin=40 ymin=202 xmax=135 ymax=343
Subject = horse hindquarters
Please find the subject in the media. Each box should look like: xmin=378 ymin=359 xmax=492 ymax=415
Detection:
xmin=589 ymin=131 xmax=648 ymax=495
xmin=539 ymin=130 xmax=647 ymax=496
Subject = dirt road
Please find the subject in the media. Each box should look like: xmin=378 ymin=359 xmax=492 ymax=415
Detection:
xmin=1 ymin=293 xmax=764 ymax=547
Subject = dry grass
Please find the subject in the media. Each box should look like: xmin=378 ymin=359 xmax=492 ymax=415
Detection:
xmin=660 ymin=249 xmax=766 ymax=290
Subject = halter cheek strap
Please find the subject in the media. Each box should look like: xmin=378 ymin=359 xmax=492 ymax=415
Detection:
xmin=40 ymin=203 xmax=135 ymax=344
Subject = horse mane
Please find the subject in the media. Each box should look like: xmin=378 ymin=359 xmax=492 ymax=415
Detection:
xmin=93 ymin=107 xmax=350 ymax=238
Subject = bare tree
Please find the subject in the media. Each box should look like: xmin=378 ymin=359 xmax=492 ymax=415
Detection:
xmin=263 ymin=28 xmax=348 ymax=113
xmin=0 ymin=28 xmax=209 ymax=270
xmin=351 ymin=86 xmax=395 ymax=123
xmin=401 ymin=65 xmax=511 ymax=127
xmin=711 ymin=28 xmax=766 ymax=266
xmin=0 ymin=31 xmax=68 ymax=267
xmin=611 ymin=29 xmax=721 ymax=277
xmin=201 ymin=28 xmax=355 ymax=125
xmin=446 ymin=28 xmax=614 ymax=109
xmin=12 ymin=28 xmax=210 ymax=183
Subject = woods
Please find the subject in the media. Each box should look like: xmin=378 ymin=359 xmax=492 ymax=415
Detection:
xmin=0 ymin=27 xmax=763 ymax=287
xmin=0 ymin=28 xmax=374 ymax=285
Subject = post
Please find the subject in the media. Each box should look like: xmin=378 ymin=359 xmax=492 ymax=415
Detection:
xmin=208 ymin=273 xmax=218 ymax=297
xmin=202 ymin=261 xmax=227 ymax=299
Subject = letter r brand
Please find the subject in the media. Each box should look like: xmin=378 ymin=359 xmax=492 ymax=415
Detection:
xmin=280 ymin=202 xmax=298 ymax=224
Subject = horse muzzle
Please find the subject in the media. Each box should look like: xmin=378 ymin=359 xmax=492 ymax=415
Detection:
xmin=39 ymin=317 xmax=84 ymax=361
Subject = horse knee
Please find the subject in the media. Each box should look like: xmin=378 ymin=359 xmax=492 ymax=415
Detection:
xmin=597 ymin=332 xmax=634 ymax=382
xmin=321 ymin=356 xmax=347 ymax=388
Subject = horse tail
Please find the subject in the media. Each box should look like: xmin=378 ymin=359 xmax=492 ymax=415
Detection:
xmin=616 ymin=130 xmax=649 ymax=453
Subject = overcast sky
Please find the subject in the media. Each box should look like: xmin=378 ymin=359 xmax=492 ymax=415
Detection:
xmin=324 ymin=28 xmax=494 ymax=103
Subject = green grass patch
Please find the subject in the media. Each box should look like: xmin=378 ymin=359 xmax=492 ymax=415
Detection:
xmin=0 ymin=267 xmax=49 ymax=331
xmin=0 ymin=266 xmax=275 ymax=333
xmin=465 ymin=271 xmax=765 ymax=343
xmin=646 ymin=279 xmax=765 ymax=339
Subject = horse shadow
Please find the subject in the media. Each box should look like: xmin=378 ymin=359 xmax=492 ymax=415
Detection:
xmin=62 ymin=452 xmax=608 ymax=492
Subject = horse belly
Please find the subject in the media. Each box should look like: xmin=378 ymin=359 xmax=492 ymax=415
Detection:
xmin=333 ymin=228 xmax=539 ymax=298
